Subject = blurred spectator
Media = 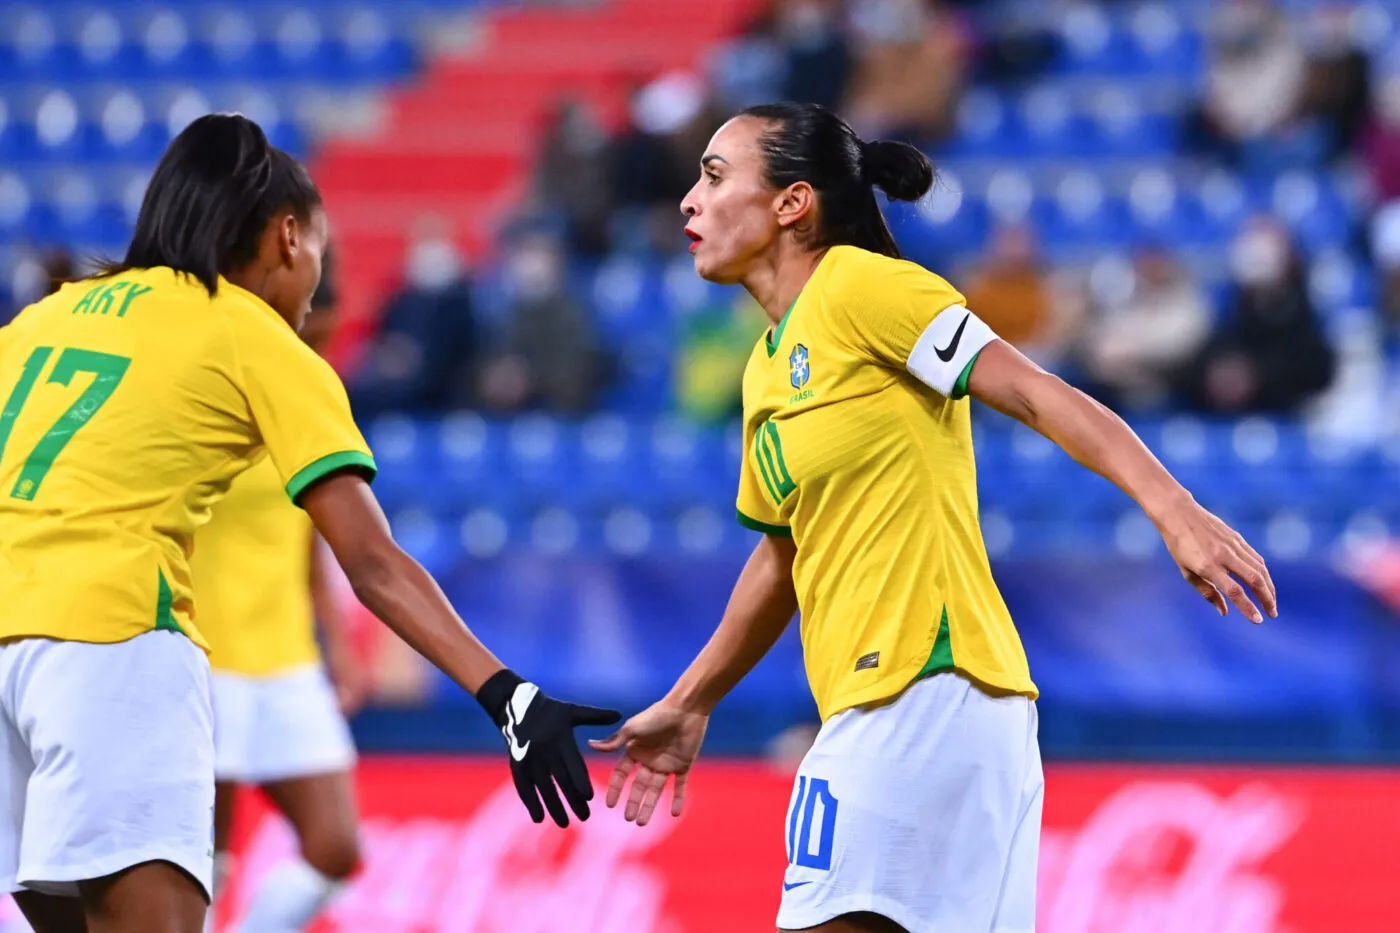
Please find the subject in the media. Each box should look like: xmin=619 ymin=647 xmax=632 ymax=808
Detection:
xmin=709 ymin=9 xmax=788 ymax=112
xmin=1187 ymin=0 xmax=1312 ymax=166
xmin=961 ymin=224 xmax=1056 ymax=354
xmin=674 ymin=292 xmax=768 ymax=423
xmin=1076 ymin=247 xmax=1211 ymax=411
xmin=843 ymin=0 xmax=970 ymax=143
xmin=1371 ymin=201 xmax=1400 ymax=336
xmin=1185 ymin=218 xmax=1336 ymax=414
xmin=973 ymin=7 xmax=1059 ymax=85
xmin=346 ymin=225 xmax=479 ymax=419
xmin=1300 ymin=2 xmax=1372 ymax=160
xmin=610 ymin=72 xmax=719 ymax=253
xmin=480 ymin=230 xmax=610 ymax=415
xmin=533 ymin=98 xmax=614 ymax=257
xmin=778 ymin=0 xmax=851 ymax=110
xmin=1362 ymin=53 xmax=1400 ymax=203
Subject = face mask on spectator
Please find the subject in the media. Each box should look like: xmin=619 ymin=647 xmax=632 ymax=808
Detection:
xmin=406 ymin=237 xmax=463 ymax=293
xmin=509 ymin=242 xmax=564 ymax=303
xmin=1230 ymin=226 xmax=1289 ymax=288
xmin=778 ymin=0 xmax=832 ymax=46
xmin=1378 ymin=76 xmax=1400 ymax=129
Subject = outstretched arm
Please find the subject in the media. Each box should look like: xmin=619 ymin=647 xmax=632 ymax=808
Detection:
xmin=591 ymin=533 xmax=798 ymax=825
xmin=967 ymin=339 xmax=1278 ymax=622
xmin=301 ymin=473 xmax=619 ymax=827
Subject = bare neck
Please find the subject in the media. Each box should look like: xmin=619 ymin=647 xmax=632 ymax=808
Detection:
xmin=742 ymin=242 xmax=829 ymax=327
xmin=223 ymin=264 xmax=270 ymax=301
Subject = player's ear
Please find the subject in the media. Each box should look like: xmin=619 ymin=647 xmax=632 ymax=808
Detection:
xmin=276 ymin=213 xmax=301 ymax=267
xmin=775 ymin=182 xmax=816 ymax=231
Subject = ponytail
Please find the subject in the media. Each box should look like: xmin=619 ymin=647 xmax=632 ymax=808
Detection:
xmin=741 ymin=102 xmax=934 ymax=258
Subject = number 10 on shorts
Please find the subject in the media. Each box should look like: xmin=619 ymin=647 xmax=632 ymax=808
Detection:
xmin=786 ymin=776 xmax=838 ymax=871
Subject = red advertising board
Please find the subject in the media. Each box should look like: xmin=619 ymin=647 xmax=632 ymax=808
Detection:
xmin=2 ymin=759 xmax=1392 ymax=931
xmin=203 ymin=758 xmax=1400 ymax=933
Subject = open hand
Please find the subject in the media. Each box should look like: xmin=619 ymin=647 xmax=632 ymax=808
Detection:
xmin=588 ymin=702 xmax=709 ymax=826
xmin=1156 ymin=497 xmax=1278 ymax=623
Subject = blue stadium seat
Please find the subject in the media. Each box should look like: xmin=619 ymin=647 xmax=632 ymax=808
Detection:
xmin=1124 ymin=3 xmax=1203 ymax=77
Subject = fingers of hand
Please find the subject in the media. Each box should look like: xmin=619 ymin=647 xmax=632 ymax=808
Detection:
xmin=561 ymin=742 xmax=593 ymax=806
xmin=553 ymin=752 xmax=592 ymax=823
xmin=624 ymin=763 xmax=656 ymax=822
xmin=1234 ymin=539 xmax=1278 ymax=617
xmin=572 ymin=704 xmax=623 ymax=728
xmin=1232 ymin=547 xmax=1278 ymax=618
xmin=671 ymin=772 xmax=688 ymax=818
xmin=1185 ymin=569 xmax=1228 ymax=616
xmin=512 ymin=765 xmax=544 ymax=824
xmin=588 ymin=731 xmax=625 ymax=753
xmin=534 ymin=764 xmax=570 ymax=828
xmin=635 ymin=768 xmax=669 ymax=827
xmin=606 ymin=755 xmax=636 ymax=809
xmin=1206 ymin=568 xmax=1262 ymax=623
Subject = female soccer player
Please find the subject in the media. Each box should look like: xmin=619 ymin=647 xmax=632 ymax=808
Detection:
xmin=593 ymin=102 xmax=1279 ymax=933
xmin=0 ymin=114 xmax=614 ymax=933
xmin=189 ymin=263 xmax=367 ymax=933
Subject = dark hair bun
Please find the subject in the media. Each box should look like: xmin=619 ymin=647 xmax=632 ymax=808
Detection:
xmin=863 ymin=139 xmax=935 ymax=202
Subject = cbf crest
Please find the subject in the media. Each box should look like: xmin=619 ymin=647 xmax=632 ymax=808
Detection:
xmin=789 ymin=344 xmax=810 ymax=390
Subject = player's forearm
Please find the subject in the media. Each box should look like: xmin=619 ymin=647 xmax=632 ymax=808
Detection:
xmin=667 ymin=534 xmax=798 ymax=715
xmin=974 ymin=353 xmax=1190 ymax=524
xmin=303 ymin=475 xmax=507 ymax=695
xmin=346 ymin=547 xmax=504 ymax=695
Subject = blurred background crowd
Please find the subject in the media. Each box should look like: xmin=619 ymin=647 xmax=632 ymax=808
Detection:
xmin=1 ymin=0 xmax=1399 ymax=764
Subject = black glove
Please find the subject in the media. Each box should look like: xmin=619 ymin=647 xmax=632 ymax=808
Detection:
xmin=476 ymin=669 xmax=622 ymax=827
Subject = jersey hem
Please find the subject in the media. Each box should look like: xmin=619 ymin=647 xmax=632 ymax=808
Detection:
xmin=285 ymin=450 xmax=377 ymax=504
xmin=736 ymin=509 xmax=792 ymax=536
xmin=820 ymin=665 xmax=1037 ymax=721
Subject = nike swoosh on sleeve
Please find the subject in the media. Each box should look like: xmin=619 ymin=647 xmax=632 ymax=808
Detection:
xmin=782 ymin=881 xmax=813 ymax=891
xmin=934 ymin=313 xmax=971 ymax=362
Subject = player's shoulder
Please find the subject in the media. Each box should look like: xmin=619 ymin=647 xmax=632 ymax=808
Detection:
xmin=820 ymin=246 xmax=964 ymax=318
xmin=7 ymin=277 xmax=94 ymax=326
xmin=215 ymin=282 xmax=317 ymax=358
xmin=824 ymin=245 xmax=959 ymax=295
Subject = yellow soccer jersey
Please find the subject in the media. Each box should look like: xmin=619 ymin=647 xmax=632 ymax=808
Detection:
xmin=736 ymin=245 xmax=1036 ymax=721
xmin=0 ymin=268 xmax=375 ymax=650
xmin=190 ymin=457 xmax=319 ymax=676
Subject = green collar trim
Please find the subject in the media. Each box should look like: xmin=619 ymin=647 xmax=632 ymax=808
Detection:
xmin=765 ymin=300 xmax=797 ymax=358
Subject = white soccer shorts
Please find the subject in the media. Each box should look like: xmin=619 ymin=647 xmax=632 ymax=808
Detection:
xmin=0 ymin=630 xmax=215 ymax=899
xmin=212 ymin=664 xmax=356 ymax=785
xmin=777 ymin=671 xmax=1043 ymax=933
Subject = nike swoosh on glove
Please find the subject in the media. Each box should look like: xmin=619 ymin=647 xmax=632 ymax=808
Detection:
xmin=476 ymin=669 xmax=621 ymax=827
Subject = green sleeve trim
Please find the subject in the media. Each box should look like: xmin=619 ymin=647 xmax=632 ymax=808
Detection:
xmin=736 ymin=509 xmax=792 ymax=537
xmin=286 ymin=450 xmax=378 ymax=504
xmin=950 ymin=349 xmax=984 ymax=400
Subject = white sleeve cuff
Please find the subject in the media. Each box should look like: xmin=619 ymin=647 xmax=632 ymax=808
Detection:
xmin=905 ymin=305 xmax=996 ymax=397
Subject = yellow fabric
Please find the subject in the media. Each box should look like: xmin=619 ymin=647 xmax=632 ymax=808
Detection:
xmin=737 ymin=245 xmax=1036 ymax=721
xmin=0 ymin=268 xmax=374 ymax=650
xmin=190 ymin=457 xmax=319 ymax=675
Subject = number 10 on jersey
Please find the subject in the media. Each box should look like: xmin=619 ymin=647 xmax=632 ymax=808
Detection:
xmin=755 ymin=419 xmax=797 ymax=507
xmin=0 ymin=346 xmax=131 ymax=501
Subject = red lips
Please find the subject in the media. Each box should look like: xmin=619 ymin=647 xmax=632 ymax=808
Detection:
xmin=685 ymin=228 xmax=701 ymax=253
